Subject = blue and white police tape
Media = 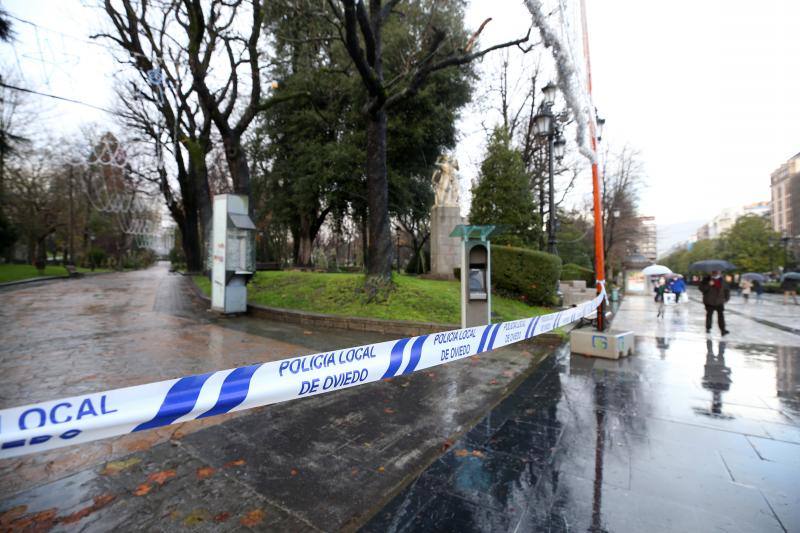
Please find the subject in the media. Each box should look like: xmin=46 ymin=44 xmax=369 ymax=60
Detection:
xmin=0 ymin=290 xmax=605 ymax=459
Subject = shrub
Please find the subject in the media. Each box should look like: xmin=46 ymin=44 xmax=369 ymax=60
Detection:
xmin=492 ymin=245 xmax=561 ymax=306
xmin=405 ymin=249 xmax=430 ymax=275
xmin=87 ymin=247 xmax=107 ymax=270
xmin=561 ymin=263 xmax=596 ymax=287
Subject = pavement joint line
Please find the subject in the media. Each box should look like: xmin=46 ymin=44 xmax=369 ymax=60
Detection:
xmin=758 ymin=489 xmax=789 ymax=533
xmin=688 ymin=295 xmax=800 ymax=336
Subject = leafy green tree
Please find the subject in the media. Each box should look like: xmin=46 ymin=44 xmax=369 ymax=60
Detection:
xmin=719 ymin=215 xmax=783 ymax=272
xmin=469 ymin=128 xmax=538 ymax=246
xmin=556 ymin=210 xmax=592 ymax=268
xmin=254 ymin=1 xmax=473 ymax=269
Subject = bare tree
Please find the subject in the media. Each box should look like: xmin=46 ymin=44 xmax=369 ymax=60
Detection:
xmin=601 ymin=145 xmax=644 ymax=278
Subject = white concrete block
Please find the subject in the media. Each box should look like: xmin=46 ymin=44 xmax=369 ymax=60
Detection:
xmin=570 ymin=329 xmax=635 ymax=359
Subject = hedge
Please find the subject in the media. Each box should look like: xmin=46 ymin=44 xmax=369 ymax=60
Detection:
xmin=491 ymin=245 xmax=562 ymax=306
xmin=561 ymin=263 xmax=596 ymax=287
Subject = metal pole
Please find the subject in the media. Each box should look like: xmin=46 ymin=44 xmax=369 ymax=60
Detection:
xmin=581 ymin=0 xmax=607 ymax=331
xmin=68 ymin=167 xmax=74 ymax=265
xmin=547 ymin=131 xmax=557 ymax=256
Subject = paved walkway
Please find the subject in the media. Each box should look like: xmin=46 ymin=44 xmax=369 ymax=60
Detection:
xmin=363 ymin=294 xmax=800 ymax=532
xmin=0 ymin=262 xmax=406 ymax=497
xmin=0 ymin=263 xmax=551 ymax=530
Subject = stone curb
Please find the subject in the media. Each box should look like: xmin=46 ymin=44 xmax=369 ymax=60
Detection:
xmin=0 ymin=275 xmax=69 ymax=289
xmin=0 ymin=270 xmax=142 ymax=290
xmin=188 ymin=277 xmax=564 ymax=343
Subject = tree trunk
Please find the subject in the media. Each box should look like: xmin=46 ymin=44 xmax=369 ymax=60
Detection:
xmin=223 ymin=134 xmax=250 ymax=195
xmin=365 ymin=110 xmax=392 ymax=279
xmin=180 ymin=210 xmax=202 ymax=272
xmin=193 ymin=159 xmax=213 ymax=273
xmin=297 ymin=235 xmax=313 ymax=267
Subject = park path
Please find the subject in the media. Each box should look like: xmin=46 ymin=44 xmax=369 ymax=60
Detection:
xmin=0 ymin=262 xmax=400 ymax=498
xmin=363 ymin=294 xmax=800 ymax=532
xmin=0 ymin=263 xmax=550 ymax=531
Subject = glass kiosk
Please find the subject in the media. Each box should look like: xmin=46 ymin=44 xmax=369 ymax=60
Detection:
xmin=450 ymin=225 xmax=497 ymax=328
xmin=211 ymin=194 xmax=256 ymax=314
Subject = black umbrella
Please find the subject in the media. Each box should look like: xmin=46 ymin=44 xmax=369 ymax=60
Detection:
xmin=782 ymin=272 xmax=800 ymax=281
xmin=688 ymin=260 xmax=736 ymax=272
xmin=741 ymin=272 xmax=767 ymax=282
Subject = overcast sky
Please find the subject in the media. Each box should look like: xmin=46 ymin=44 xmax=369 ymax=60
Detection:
xmin=3 ymin=0 xmax=800 ymax=245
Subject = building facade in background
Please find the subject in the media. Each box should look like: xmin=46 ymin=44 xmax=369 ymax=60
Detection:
xmin=691 ymin=201 xmax=771 ymax=242
xmin=771 ymin=152 xmax=800 ymax=237
xmin=635 ymin=216 xmax=657 ymax=262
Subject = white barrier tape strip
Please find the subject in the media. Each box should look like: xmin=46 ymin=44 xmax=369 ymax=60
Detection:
xmin=0 ymin=290 xmax=605 ymax=459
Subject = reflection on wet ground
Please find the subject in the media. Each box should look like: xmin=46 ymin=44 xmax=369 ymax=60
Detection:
xmin=364 ymin=296 xmax=800 ymax=532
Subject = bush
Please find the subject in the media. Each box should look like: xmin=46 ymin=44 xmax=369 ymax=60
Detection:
xmin=87 ymin=247 xmax=107 ymax=270
xmin=405 ymin=249 xmax=431 ymax=275
xmin=561 ymin=263 xmax=595 ymax=287
xmin=763 ymin=282 xmax=781 ymax=294
xmin=492 ymin=245 xmax=561 ymax=306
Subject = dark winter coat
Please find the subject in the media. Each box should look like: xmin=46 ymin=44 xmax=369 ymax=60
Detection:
xmin=699 ymin=276 xmax=730 ymax=306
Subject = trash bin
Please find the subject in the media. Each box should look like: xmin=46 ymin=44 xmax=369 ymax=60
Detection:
xmin=611 ymin=288 xmax=620 ymax=302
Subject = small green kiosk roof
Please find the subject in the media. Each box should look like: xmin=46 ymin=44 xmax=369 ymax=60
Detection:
xmin=449 ymin=224 xmax=498 ymax=241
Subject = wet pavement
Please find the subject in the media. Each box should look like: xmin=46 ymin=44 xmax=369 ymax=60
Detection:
xmin=0 ymin=263 xmax=551 ymax=530
xmin=363 ymin=294 xmax=800 ymax=532
xmin=0 ymin=262 xmax=411 ymax=497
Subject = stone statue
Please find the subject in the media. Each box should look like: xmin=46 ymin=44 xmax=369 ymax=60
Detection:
xmin=432 ymin=155 xmax=460 ymax=207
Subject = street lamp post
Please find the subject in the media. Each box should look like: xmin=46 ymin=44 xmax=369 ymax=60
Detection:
xmin=533 ymin=82 xmax=566 ymax=256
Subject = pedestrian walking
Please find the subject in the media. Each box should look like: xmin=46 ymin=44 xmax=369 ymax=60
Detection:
xmin=671 ymin=276 xmax=686 ymax=303
xmin=699 ymin=270 xmax=730 ymax=335
xmin=655 ymin=276 xmax=667 ymax=319
xmin=740 ymin=279 xmax=752 ymax=304
xmin=782 ymin=277 xmax=799 ymax=305
xmin=753 ymin=279 xmax=764 ymax=303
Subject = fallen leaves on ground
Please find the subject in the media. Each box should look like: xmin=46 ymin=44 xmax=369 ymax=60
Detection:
xmin=147 ymin=469 xmax=177 ymax=485
xmin=196 ymin=466 xmax=216 ymax=480
xmin=183 ymin=509 xmax=211 ymax=526
xmin=58 ymin=494 xmax=117 ymax=525
xmin=224 ymin=458 xmax=246 ymax=468
xmin=133 ymin=484 xmax=152 ymax=496
xmin=100 ymin=457 xmax=142 ymax=476
xmin=240 ymin=509 xmax=265 ymax=527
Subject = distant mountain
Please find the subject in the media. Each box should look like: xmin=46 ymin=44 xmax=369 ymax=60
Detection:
xmin=657 ymin=220 xmax=705 ymax=258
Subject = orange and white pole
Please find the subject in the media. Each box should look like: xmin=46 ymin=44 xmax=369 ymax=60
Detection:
xmin=580 ymin=0 xmax=607 ymax=330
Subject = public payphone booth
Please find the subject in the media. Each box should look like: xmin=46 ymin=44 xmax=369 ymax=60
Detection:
xmin=450 ymin=225 xmax=497 ymax=328
xmin=211 ymin=194 xmax=256 ymax=314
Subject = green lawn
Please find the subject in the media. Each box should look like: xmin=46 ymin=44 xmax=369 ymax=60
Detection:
xmin=0 ymin=264 xmax=109 ymax=284
xmin=193 ymin=271 xmax=550 ymax=324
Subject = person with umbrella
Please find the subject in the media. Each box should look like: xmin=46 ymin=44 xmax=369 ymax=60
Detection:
xmin=692 ymin=261 xmax=734 ymax=336
xmin=742 ymin=273 xmax=767 ymax=304
xmin=781 ymin=273 xmax=799 ymax=305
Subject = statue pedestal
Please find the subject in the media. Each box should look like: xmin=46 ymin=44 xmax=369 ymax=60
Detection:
xmin=430 ymin=205 xmax=463 ymax=279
